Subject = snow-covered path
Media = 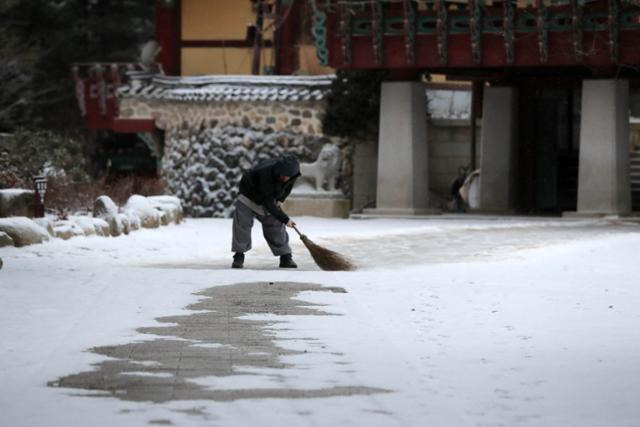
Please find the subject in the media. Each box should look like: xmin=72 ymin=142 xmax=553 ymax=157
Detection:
xmin=1 ymin=217 xmax=639 ymax=426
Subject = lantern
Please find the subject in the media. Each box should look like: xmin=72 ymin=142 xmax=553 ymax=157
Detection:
xmin=33 ymin=175 xmax=48 ymax=218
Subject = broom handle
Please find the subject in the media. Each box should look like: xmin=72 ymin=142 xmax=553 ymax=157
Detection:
xmin=291 ymin=224 xmax=303 ymax=237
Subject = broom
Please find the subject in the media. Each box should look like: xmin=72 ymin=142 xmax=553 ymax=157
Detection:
xmin=292 ymin=225 xmax=355 ymax=271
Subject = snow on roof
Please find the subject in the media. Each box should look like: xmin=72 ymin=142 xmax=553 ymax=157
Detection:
xmin=118 ymin=73 xmax=336 ymax=103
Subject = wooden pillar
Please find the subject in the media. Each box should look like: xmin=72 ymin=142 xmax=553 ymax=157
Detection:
xmin=155 ymin=0 xmax=181 ymax=75
xmin=275 ymin=0 xmax=301 ymax=75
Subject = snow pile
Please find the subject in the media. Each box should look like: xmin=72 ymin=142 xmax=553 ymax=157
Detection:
xmin=33 ymin=217 xmax=54 ymax=236
xmin=52 ymin=220 xmax=85 ymax=240
xmin=90 ymin=194 xmax=185 ymax=239
xmin=0 ymin=194 xmax=184 ymax=247
xmin=93 ymin=195 xmax=118 ymax=218
xmin=123 ymin=211 xmax=141 ymax=232
xmin=93 ymin=196 xmax=125 ymax=237
xmin=147 ymin=195 xmax=183 ymax=224
xmin=68 ymin=216 xmax=110 ymax=237
xmin=163 ymin=126 xmax=345 ymax=218
xmin=0 ymin=217 xmax=50 ymax=246
xmin=0 ymin=230 xmax=14 ymax=247
xmin=123 ymin=195 xmax=160 ymax=229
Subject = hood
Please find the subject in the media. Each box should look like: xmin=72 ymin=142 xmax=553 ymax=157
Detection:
xmin=273 ymin=155 xmax=300 ymax=178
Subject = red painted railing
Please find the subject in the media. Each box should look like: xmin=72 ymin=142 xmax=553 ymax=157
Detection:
xmin=71 ymin=63 xmax=158 ymax=132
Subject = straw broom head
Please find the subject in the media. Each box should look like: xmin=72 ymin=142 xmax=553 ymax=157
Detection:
xmin=298 ymin=234 xmax=356 ymax=271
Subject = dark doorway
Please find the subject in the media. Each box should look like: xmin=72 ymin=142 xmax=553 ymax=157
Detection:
xmin=517 ymin=84 xmax=579 ymax=214
xmin=92 ymin=131 xmax=161 ymax=178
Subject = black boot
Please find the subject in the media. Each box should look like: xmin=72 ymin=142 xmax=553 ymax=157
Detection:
xmin=232 ymin=252 xmax=244 ymax=269
xmin=279 ymin=254 xmax=297 ymax=268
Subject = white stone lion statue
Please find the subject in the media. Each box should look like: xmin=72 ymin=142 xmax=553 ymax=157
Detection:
xmin=300 ymin=143 xmax=342 ymax=191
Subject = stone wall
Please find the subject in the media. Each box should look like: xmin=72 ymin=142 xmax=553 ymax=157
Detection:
xmin=120 ymin=99 xmax=325 ymax=136
xmin=119 ymin=98 xmax=350 ymax=217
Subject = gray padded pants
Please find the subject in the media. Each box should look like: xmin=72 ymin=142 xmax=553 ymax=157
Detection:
xmin=231 ymin=200 xmax=291 ymax=256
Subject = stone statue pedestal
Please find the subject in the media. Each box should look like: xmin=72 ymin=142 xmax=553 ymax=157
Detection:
xmin=283 ymin=183 xmax=351 ymax=218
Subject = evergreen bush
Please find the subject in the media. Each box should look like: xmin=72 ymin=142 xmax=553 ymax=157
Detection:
xmin=322 ymin=69 xmax=388 ymax=141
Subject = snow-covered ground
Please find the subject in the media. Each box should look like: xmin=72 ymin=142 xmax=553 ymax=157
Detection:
xmin=1 ymin=216 xmax=639 ymax=426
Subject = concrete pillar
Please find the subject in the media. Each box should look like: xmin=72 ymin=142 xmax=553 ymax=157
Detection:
xmin=479 ymin=86 xmax=518 ymax=211
xmin=576 ymin=79 xmax=631 ymax=215
xmin=365 ymin=81 xmax=433 ymax=215
xmin=352 ymin=139 xmax=378 ymax=211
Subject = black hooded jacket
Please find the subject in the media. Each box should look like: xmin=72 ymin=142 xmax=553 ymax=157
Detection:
xmin=238 ymin=156 xmax=301 ymax=223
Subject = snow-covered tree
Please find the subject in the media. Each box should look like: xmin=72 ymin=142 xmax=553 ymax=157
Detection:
xmin=0 ymin=0 xmax=153 ymax=132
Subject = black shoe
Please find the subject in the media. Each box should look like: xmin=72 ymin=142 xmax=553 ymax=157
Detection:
xmin=232 ymin=252 xmax=244 ymax=269
xmin=279 ymin=254 xmax=297 ymax=268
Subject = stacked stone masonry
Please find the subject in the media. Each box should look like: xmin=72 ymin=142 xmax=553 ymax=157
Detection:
xmin=119 ymin=97 xmax=350 ymax=218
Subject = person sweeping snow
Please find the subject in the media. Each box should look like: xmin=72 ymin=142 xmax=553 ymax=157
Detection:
xmin=231 ymin=155 xmax=301 ymax=269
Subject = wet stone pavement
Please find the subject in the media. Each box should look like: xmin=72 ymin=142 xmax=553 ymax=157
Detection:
xmin=148 ymin=221 xmax=640 ymax=271
xmin=49 ymin=282 xmax=387 ymax=402
xmin=336 ymin=222 xmax=640 ymax=268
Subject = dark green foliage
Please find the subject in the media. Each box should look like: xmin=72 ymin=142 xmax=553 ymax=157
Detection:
xmin=0 ymin=129 xmax=92 ymax=188
xmin=321 ymin=69 xmax=388 ymax=140
xmin=0 ymin=0 xmax=153 ymax=132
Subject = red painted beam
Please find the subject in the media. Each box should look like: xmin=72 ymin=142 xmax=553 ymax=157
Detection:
xmin=181 ymin=39 xmax=273 ymax=48
xmin=335 ymin=28 xmax=640 ymax=73
xmin=113 ymin=118 xmax=156 ymax=133
xmin=323 ymin=2 xmax=640 ymax=77
xmin=275 ymin=1 xmax=302 ymax=75
xmin=81 ymin=80 xmax=119 ymax=130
